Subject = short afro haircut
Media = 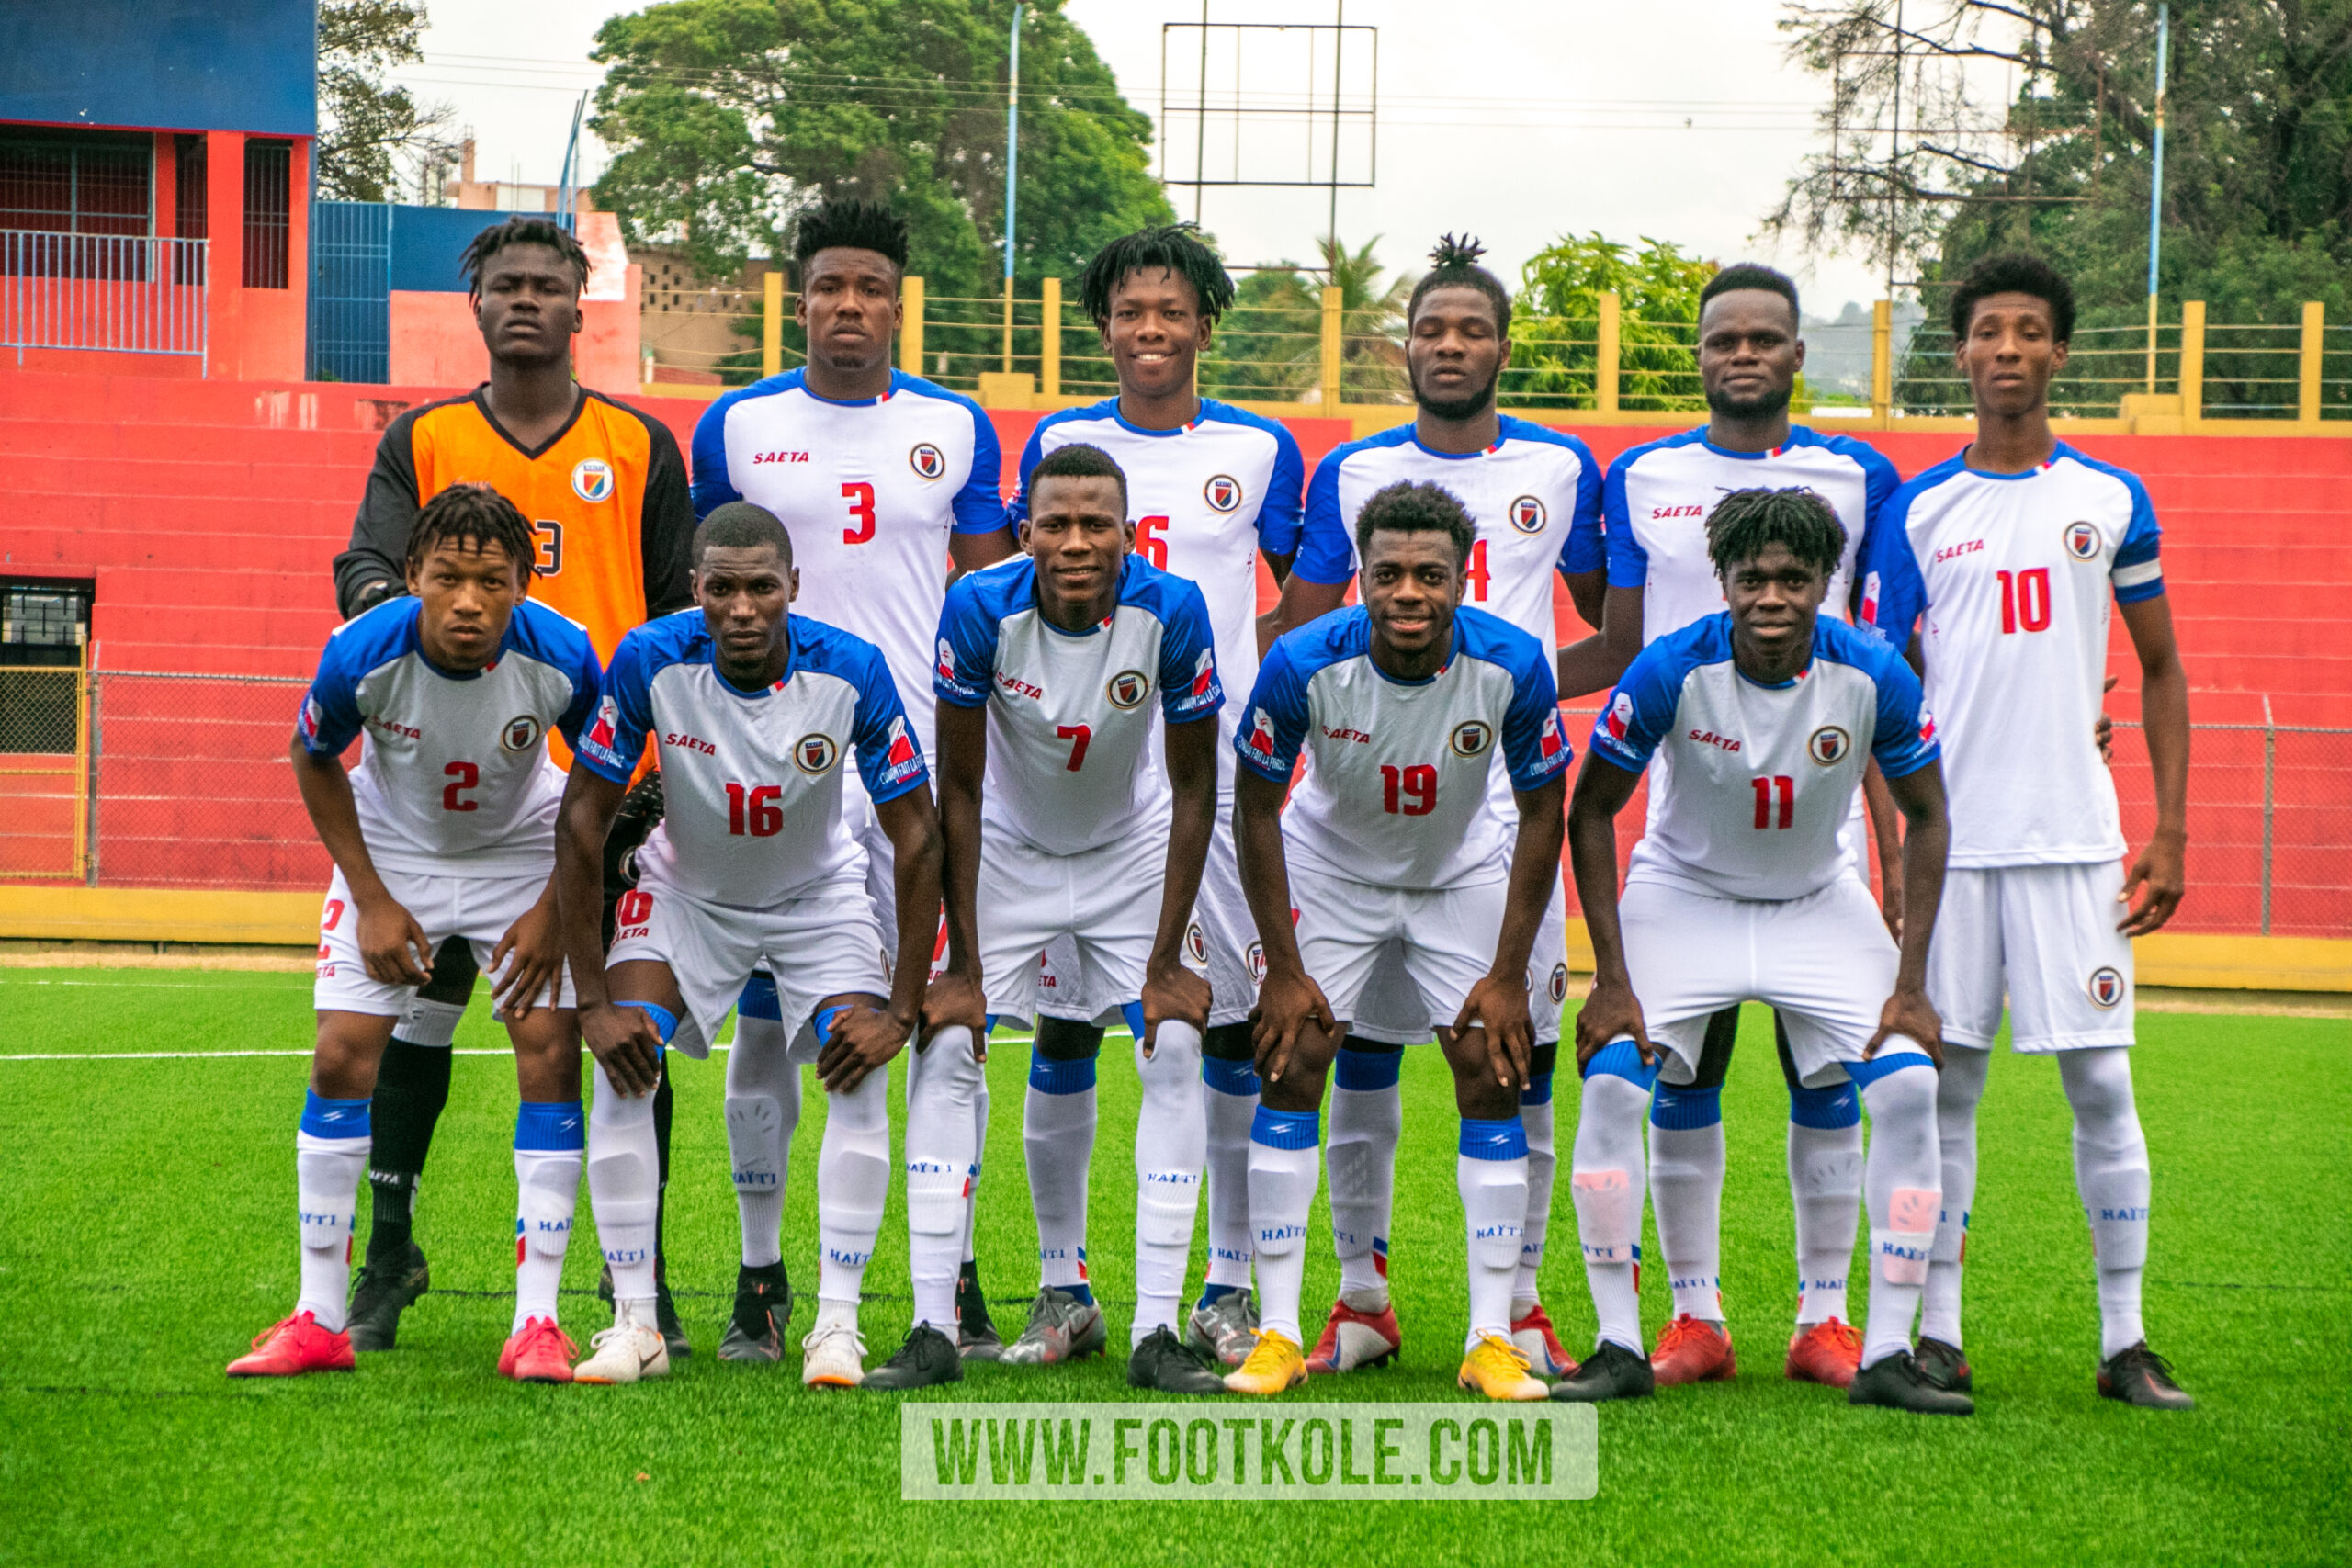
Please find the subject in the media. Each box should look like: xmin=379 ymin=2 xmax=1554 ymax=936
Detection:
xmin=1700 ymin=262 xmax=1800 ymax=329
xmin=694 ymin=502 xmax=794 ymax=568
xmin=460 ymin=216 xmax=590 ymax=296
xmin=1704 ymin=487 xmax=1848 ymax=579
xmin=1408 ymin=233 xmax=1512 ymax=335
xmin=793 ymin=198 xmax=910 ymax=276
xmin=1950 ymin=252 xmax=2075 ymax=343
xmin=1078 ymin=223 xmax=1237 ymax=328
xmin=407 ymin=482 xmax=537 ymax=578
xmin=1029 ymin=441 xmax=1128 ymax=515
xmin=1354 ymin=479 xmax=1476 ymax=569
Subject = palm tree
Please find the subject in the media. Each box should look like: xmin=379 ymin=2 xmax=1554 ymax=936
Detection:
xmin=1199 ymin=235 xmax=1411 ymax=405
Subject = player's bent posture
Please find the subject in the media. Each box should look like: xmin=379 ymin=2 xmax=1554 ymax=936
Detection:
xmin=331 ymin=216 xmax=695 ymax=1358
xmin=1271 ymin=236 xmax=1602 ymax=1380
xmin=1229 ymin=480 xmax=1573 ymax=1403
xmin=1552 ymin=487 xmax=1967 ymax=1416
xmin=871 ymin=444 xmax=1227 ymax=1393
xmin=553 ymin=504 xmax=944 ymax=1388
xmin=1861 ymin=254 xmax=2193 ymax=1410
xmin=692 ymin=200 xmax=1011 ymax=1362
xmin=231 ymin=486 xmax=603 ymax=1382
xmin=1005 ymin=223 xmax=1306 ymax=1368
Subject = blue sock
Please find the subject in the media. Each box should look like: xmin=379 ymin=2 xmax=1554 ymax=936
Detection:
xmin=300 ymin=1089 xmax=370 ymax=1139
xmin=619 ymin=1000 xmax=678 ymax=1044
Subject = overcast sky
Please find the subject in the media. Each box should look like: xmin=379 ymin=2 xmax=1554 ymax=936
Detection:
xmin=391 ymin=0 xmax=1893 ymax=317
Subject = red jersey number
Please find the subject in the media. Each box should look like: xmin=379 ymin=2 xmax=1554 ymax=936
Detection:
xmin=842 ymin=482 xmax=877 ymax=545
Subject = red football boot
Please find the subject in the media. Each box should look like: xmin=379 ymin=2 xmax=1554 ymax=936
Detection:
xmin=1510 ymin=1301 xmax=1577 ymax=1380
xmin=1650 ymin=1313 xmax=1737 ymax=1386
xmin=1305 ymin=1298 xmax=1403 ymax=1373
xmin=1784 ymin=1317 xmax=1863 ymax=1389
xmin=501 ymin=1316 xmax=579 ymax=1383
xmin=227 ymin=1312 xmax=356 ymax=1378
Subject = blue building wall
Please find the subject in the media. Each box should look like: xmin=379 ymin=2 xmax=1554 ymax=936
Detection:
xmin=0 ymin=0 xmax=316 ymax=136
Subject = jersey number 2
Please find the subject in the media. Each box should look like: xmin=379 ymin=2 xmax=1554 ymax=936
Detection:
xmin=1381 ymin=763 xmax=1437 ymax=816
xmin=842 ymin=482 xmax=876 ymax=545
xmin=443 ymin=761 xmax=480 ymax=812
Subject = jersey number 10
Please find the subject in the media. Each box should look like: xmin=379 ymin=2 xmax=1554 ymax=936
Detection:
xmin=1995 ymin=568 xmax=2052 ymax=634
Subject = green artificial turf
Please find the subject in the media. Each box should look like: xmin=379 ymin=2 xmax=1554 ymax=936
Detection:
xmin=0 ymin=967 xmax=2344 ymax=1566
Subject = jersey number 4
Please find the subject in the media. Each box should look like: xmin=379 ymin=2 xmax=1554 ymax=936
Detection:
xmin=842 ymin=482 xmax=876 ymax=545
xmin=725 ymin=782 xmax=785 ymax=836
xmin=1380 ymin=763 xmax=1437 ymax=816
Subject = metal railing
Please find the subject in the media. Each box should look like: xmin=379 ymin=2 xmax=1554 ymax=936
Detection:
xmin=0 ymin=231 xmax=209 ymax=369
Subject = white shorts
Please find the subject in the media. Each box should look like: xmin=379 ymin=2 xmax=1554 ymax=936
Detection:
xmin=313 ymin=863 xmax=574 ymax=1018
xmin=979 ymin=824 xmax=1163 ymax=1030
xmin=1619 ymin=874 xmax=1902 ymax=1088
xmin=607 ymin=858 xmax=889 ymax=1059
xmin=1928 ymin=862 xmax=2135 ymax=1053
xmin=1349 ymin=873 xmax=1572 ymax=1046
xmin=1295 ymin=863 xmax=1566 ymax=1047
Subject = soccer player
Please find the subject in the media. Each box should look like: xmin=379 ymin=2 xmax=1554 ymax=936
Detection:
xmin=1860 ymin=254 xmax=2194 ymax=1409
xmin=230 ymin=486 xmax=603 ymax=1382
xmin=554 ymin=503 xmax=943 ymax=1388
xmin=1551 ymin=486 xmax=1965 ymax=1416
xmin=1002 ymin=222 xmax=1305 ymax=1367
xmin=1270 ymin=236 xmax=1603 ymax=1380
xmin=1226 ymin=479 xmax=1574 ymax=1403
xmin=330 ymin=216 xmax=695 ymax=1358
xmin=870 ymin=444 xmax=1227 ymax=1393
xmin=691 ymin=200 xmax=1011 ymax=1361
xmin=1561 ymin=263 xmax=1906 ymax=1391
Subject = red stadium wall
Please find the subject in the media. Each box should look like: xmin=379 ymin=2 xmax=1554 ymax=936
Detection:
xmin=1 ymin=369 xmax=2344 ymax=936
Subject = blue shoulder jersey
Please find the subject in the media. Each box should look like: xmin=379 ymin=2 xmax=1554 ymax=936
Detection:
xmin=297 ymin=596 xmax=602 ymax=874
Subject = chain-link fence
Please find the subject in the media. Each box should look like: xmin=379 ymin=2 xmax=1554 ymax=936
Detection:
xmin=5 ymin=676 xmax=2345 ymax=939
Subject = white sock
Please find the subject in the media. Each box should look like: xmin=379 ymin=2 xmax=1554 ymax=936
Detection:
xmin=1648 ymin=1081 xmax=1724 ymax=1323
xmin=512 ymin=1100 xmax=583 ymax=1333
xmin=1023 ymin=1051 xmax=1098 ymax=1293
xmin=964 ymin=1071 xmax=989 ymax=1267
xmin=1922 ymin=1047 xmax=1989 ymax=1347
xmin=905 ymin=1027 xmax=984 ymax=1332
xmin=1133 ymin=1021 xmax=1206 ymax=1344
xmin=1247 ymin=1106 xmax=1321 ymax=1344
xmin=1459 ymin=1117 xmax=1530 ymax=1346
xmin=1859 ymin=1061 xmax=1942 ymax=1370
xmin=587 ymin=1060 xmax=661 ymax=1305
xmin=1788 ymin=1079 xmax=1864 ymax=1327
xmin=725 ymin=1013 xmax=799 ymax=1270
xmin=1202 ymin=1051 xmax=1260 ymax=1291
xmin=1327 ymin=1046 xmax=1401 ymax=1303
xmin=2060 ymin=1047 xmax=2152 ymax=1360
xmin=1514 ymin=1088 xmax=1557 ymax=1311
xmin=817 ymin=1066 xmax=892 ymax=1307
xmin=294 ymin=1092 xmax=370 ymax=1334
xmin=1571 ymin=1065 xmax=1650 ymax=1354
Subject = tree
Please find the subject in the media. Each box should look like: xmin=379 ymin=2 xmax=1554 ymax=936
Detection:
xmin=1199 ymin=237 xmax=1411 ymax=404
xmin=588 ymin=0 xmax=1173 ymax=302
xmin=1509 ymin=232 xmax=1716 ymax=411
xmin=315 ymin=1 xmax=460 ymax=203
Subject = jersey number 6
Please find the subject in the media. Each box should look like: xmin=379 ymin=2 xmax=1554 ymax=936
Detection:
xmin=842 ymin=482 xmax=876 ymax=545
xmin=1136 ymin=515 xmax=1169 ymax=570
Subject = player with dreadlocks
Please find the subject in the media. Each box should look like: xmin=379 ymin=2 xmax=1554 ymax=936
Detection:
xmin=234 ymin=485 xmax=606 ymax=1382
xmin=328 ymin=216 xmax=696 ymax=1362
xmin=691 ymin=197 xmax=1011 ymax=1381
xmin=1555 ymin=486 xmax=1963 ymax=1416
xmin=1269 ymin=234 xmax=1613 ymax=1385
xmin=991 ymin=221 xmax=1306 ymax=1378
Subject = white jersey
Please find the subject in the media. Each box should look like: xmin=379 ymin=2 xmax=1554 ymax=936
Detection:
xmin=1860 ymin=443 xmax=2165 ymax=868
xmin=1601 ymin=424 xmax=1898 ymax=643
xmin=1296 ymin=415 xmax=1602 ymax=649
xmin=576 ymin=609 xmax=928 ymax=908
xmin=1588 ymin=614 xmax=1939 ymax=901
xmin=934 ymin=553 xmax=1223 ymax=855
xmin=297 ymin=597 xmax=602 ymax=875
xmin=1239 ymin=605 xmax=1572 ymax=890
xmin=690 ymin=369 xmax=1004 ymax=758
xmin=1009 ymin=398 xmax=1303 ymax=787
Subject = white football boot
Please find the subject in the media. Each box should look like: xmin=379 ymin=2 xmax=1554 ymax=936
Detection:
xmin=573 ymin=1302 xmax=671 ymax=1386
xmin=801 ymin=1316 xmax=868 ymax=1388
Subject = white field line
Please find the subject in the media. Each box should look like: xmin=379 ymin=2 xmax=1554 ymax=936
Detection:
xmin=0 ymin=1031 xmax=1080 ymax=1062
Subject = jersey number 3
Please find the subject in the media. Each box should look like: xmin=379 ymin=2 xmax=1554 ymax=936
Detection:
xmin=842 ymin=482 xmax=876 ymax=545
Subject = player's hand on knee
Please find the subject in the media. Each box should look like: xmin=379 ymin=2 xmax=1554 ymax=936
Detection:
xmin=2119 ymin=829 xmax=2186 ymax=936
xmin=583 ymin=1002 xmax=663 ymax=1097
xmin=1869 ymin=986 xmax=1944 ymax=1069
xmin=1454 ymin=973 xmax=1533 ymax=1090
xmin=920 ymin=968 xmax=989 ymax=1061
xmin=1139 ymin=960 xmax=1212 ymax=1058
xmin=818 ymin=999 xmax=911 ymax=1093
xmin=1250 ymin=967 xmax=1333 ymax=1086
xmin=488 ymin=891 xmax=562 ymax=1021
xmin=1573 ymin=974 xmax=1652 ymax=1070
xmin=357 ymin=897 xmax=434 ymax=988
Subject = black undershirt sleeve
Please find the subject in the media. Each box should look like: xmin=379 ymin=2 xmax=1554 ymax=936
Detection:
xmin=332 ymin=411 xmax=424 ymax=620
xmin=638 ymin=414 xmax=697 ymax=618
